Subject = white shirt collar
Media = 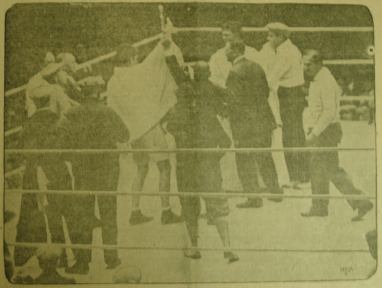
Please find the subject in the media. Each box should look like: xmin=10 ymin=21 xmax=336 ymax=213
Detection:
xmin=312 ymin=66 xmax=326 ymax=82
xmin=276 ymin=38 xmax=292 ymax=53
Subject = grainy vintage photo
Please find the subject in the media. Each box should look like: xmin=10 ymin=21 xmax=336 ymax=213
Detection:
xmin=2 ymin=0 xmax=378 ymax=285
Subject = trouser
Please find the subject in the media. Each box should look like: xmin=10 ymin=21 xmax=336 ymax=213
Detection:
xmin=309 ymin=123 xmax=369 ymax=210
xmin=68 ymin=165 xmax=119 ymax=266
xmin=278 ymin=86 xmax=310 ymax=182
xmin=176 ymin=154 xmax=201 ymax=245
xmin=14 ymin=192 xmax=71 ymax=267
xmin=233 ymin=132 xmax=280 ymax=196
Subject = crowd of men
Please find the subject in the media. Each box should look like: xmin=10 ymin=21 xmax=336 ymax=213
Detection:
xmin=8 ymin=21 xmax=374 ymax=281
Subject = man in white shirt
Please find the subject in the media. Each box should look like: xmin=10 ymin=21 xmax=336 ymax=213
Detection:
xmin=259 ymin=40 xmax=290 ymax=187
xmin=266 ymin=22 xmax=309 ymax=186
xmin=209 ymin=21 xmax=259 ymax=192
xmin=301 ymin=50 xmax=373 ymax=221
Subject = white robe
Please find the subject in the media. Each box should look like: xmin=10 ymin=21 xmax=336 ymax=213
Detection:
xmin=107 ymin=41 xmax=183 ymax=142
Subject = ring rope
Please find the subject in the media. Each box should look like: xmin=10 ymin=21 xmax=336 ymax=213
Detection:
xmin=5 ymin=189 xmax=376 ymax=200
xmin=4 ymin=146 xmax=376 ymax=155
xmin=6 ymin=242 xmax=370 ymax=254
xmin=4 ymin=25 xmax=374 ymax=98
xmin=176 ymin=26 xmax=373 ymax=33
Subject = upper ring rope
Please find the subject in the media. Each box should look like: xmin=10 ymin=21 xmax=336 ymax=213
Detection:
xmin=4 ymin=146 xmax=376 ymax=155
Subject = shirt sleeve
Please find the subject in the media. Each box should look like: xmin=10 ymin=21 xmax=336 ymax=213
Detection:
xmin=311 ymin=79 xmax=338 ymax=136
xmin=209 ymin=52 xmax=227 ymax=88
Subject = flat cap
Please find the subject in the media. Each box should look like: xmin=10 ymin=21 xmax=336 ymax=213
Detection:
xmin=266 ymin=22 xmax=291 ymax=38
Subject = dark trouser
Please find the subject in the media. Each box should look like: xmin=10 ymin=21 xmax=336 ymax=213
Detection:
xmin=278 ymin=86 xmax=310 ymax=182
xmin=68 ymin=163 xmax=120 ymax=266
xmin=176 ymin=154 xmax=201 ymax=246
xmin=233 ymin=131 xmax=280 ymax=196
xmin=309 ymin=123 xmax=369 ymax=210
xmin=64 ymin=194 xmax=95 ymax=266
xmin=14 ymin=174 xmax=72 ymax=267
xmin=14 ymin=194 xmax=48 ymax=266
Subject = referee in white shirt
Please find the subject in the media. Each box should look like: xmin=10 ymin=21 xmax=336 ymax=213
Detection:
xmin=301 ymin=50 xmax=373 ymax=221
xmin=266 ymin=23 xmax=309 ymax=186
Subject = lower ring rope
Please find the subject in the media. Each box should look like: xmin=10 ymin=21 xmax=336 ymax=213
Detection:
xmin=7 ymin=242 xmax=369 ymax=254
xmin=5 ymin=189 xmax=376 ymax=200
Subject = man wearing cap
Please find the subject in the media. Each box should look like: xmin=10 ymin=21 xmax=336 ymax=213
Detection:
xmin=266 ymin=22 xmax=309 ymax=186
xmin=26 ymin=60 xmax=76 ymax=117
xmin=225 ymin=40 xmax=282 ymax=208
xmin=14 ymin=85 xmax=73 ymax=269
xmin=58 ymin=76 xmax=129 ymax=274
xmin=301 ymin=50 xmax=373 ymax=220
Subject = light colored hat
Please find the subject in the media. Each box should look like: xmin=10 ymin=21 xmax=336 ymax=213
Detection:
xmin=57 ymin=53 xmax=76 ymax=64
xmin=40 ymin=62 xmax=64 ymax=78
xmin=57 ymin=53 xmax=78 ymax=72
xmin=266 ymin=22 xmax=291 ymax=38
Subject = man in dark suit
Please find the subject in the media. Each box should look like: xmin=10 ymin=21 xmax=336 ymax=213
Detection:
xmin=14 ymin=85 xmax=73 ymax=268
xmin=225 ymin=40 xmax=283 ymax=208
xmin=58 ymin=76 xmax=130 ymax=274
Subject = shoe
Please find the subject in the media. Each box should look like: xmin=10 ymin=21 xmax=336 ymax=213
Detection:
xmin=267 ymin=188 xmax=283 ymax=203
xmin=301 ymin=207 xmax=328 ymax=217
xmin=161 ymin=209 xmax=183 ymax=225
xmin=224 ymin=251 xmax=239 ymax=263
xmin=129 ymin=210 xmax=153 ymax=225
xmin=106 ymin=258 xmax=121 ymax=270
xmin=65 ymin=262 xmax=89 ymax=275
xmin=236 ymin=198 xmax=263 ymax=208
xmin=184 ymin=249 xmax=202 ymax=259
xmin=352 ymin=201 xmax=373 ymax=222
xmin=57 ymin=254 xmax=68 ymax=268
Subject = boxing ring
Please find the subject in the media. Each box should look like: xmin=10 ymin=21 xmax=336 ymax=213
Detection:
xmin=3 ymin=20 xmax=377 ymax=282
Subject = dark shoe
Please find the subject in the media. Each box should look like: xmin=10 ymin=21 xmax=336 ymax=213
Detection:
xmin=106 ymin=258 xmax=121 ymax=270
xmin=267 ymin=188 xmax=283 ymax=203
xmin=161 ymin=209 xmax=183 ymax=225
xmin=236 ymin=198 xmax=263 ymax=208
xmin=184 ymin=249 xmax=201 ymax=259
xmin=352 ymin=201 xmax=373 ymax=222
xmin=224 ymin=251 xmax=239 ymax=263
xmin=301 ymin=207 xmax=328 ymax=217
xmin=129 ymin=210 xmax=153 ymax=225
xmin=57 ymin=254 xmax=68 ymax=268
xmin=65 ymin=262 xmax=89 ymax=275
